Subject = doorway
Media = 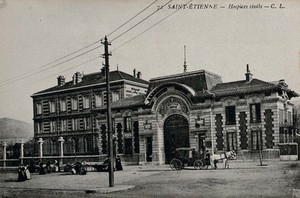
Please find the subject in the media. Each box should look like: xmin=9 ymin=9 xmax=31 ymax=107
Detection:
xmin=146 ymin=137 xmax=153 ymax=162
xmin=164 ymin=114 xmax=189 ymax=163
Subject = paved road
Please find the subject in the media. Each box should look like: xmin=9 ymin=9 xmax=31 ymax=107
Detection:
xmin=0 ymin=161 xmax=299 ymax=198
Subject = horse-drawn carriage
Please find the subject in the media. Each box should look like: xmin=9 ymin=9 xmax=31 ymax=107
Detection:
xmin=169 ymin=148 xmax=206 ymax=170
xmin=169 ymin=148 xmax=237 ymax=170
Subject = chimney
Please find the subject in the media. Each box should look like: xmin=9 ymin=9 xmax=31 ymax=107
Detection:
xmin=72 ymin=72 xmax=82 ymax=85
xmin=137 ymin=71 xmax=142 ymax=79
xmin=75 ymin=72 xmax=82 ymax=83
xmin=57 ymin=75 xmax=65 ymax=86
xmin=101 ymin=67 xmax=106 ymax=77
xmin=245 ymin=64 xmax=253 ymax=82
xmin=278 ymin=79 xmax=288 ymax=88
xmin=133 ymin=68 xmax=136 ymax=77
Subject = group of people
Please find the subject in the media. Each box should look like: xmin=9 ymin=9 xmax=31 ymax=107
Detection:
xmin=17 ymin=164 xmax=31 ymax=182
xmin=18 ymin=159 xmax=60 ymax=181
xmin=37 ymin=160 xmax=60 ymax=175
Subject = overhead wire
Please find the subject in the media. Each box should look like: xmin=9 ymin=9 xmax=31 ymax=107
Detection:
xmin=107 ymin=0 xmax=159 ymax=37
xmin=111 ymin=0 xmax=173 ymax=42
xmin=113 ymin=0 xmax=193 ymax=52
xmin=0 ymin=39 xmax=102 ymax=84
xmin=0 ymin=0 xmax=161 ymax=86
xmin=0 ymin=56 xmax=101 ymax=95
xmin=0 ymin=45 xmax=102 ymax=87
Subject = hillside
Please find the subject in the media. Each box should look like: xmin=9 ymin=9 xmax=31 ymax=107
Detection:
xmin=0 ymin=117 xmax=33 ymax=141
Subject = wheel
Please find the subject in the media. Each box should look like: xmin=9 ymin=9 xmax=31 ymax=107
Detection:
xmin=193 ymin=160 xmax=204 ymax=170
xmin=170 ymin=159 xmax=182 ymax=170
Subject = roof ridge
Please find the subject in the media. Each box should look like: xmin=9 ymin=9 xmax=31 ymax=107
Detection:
xmin=116 ymin=70 xmax=125 ymax=79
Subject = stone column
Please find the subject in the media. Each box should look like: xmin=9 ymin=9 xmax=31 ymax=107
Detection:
xmin=58 ymin=137 xmax=64 ymax=165
xmin=20 ymin=139 xmax=25 ymax=164
xmin=2 ymin=142 xmax=7 ymax=167
xmin=37 ymin=138 xmax=44 ymax=158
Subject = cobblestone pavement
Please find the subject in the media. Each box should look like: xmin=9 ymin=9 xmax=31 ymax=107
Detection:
xmin=0 ymin=160 xmax=299 ymax=198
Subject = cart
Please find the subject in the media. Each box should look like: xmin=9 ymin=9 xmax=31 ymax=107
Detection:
xmin=170 ymin=148 xmax=205 ymax=170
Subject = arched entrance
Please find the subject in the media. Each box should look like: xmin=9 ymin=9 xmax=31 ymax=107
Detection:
xmin=164 ymin=114 xmax=189 ymax=163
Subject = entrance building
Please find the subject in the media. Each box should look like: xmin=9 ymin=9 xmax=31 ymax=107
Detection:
xmin=96 ymin=67 xmax=298 ymax=164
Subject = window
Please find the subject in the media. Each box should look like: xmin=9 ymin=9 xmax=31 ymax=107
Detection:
xmin=288 ymin=112 xmax=292 ymax=124
xmin=61 ymin=119 xmax=67 ymax=132
xmin=49 ymin=101 xmax=56 ymax=113
xmin=226 ymin=132 xmax=237 ymax=151
xmin=95 ymin=94 xmax=102 ymax=107
xmin=37 ymin=122 xmax=42 ymax=133
xmin=125 ymin=138 xmax=133 ymax=155
xmin=84 ymin=137 xmax=93 ymax=153
xmin=124 ymin=116 xmax=132 ymax=132
xmin=60 ymin=99 xmax=66 ymax=112
xmin=83 ymin=117 xmax=91 ymax=130
xmin=225 ymin=106 xmax=236 ymax=125
xmin=36 ymin=103 xmax=42 ymax=115
xmin=112 ymin=118 xmax=115 ymax=132
xmin=280 ymin=128 xmax=294 ymax=143
xmin=250 ymin=104 xmax=261 ymax=123
xmin=72 ymin=138 xmax=80 ymax=153
xmin=251 ymin=130 xmax=262 ymax=150
xmin=72 ymin=118 xmax=78 ymax=131
xmin=279 ymin=109 xmax=284 ymax=124
xmin=50 ymin=121 xmax=56 ymax=133
xmin=112 ymin=91 xmax=120 ymax=102
xmin=71 ymin=98 xmax=78 ymax=110
xmin=83 ymin=95 xmax=90 ymax=109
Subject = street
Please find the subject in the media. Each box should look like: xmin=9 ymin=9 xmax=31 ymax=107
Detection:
xmin=0 ymin=161 xmax=299 ymax=198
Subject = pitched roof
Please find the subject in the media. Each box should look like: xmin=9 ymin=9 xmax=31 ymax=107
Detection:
xmin=147 ymin=70 xmax=222 ymax=93
xmin=210 ymin=78 xmax=298 ymax=98
xmin=32 ymin=70 xmax=149 ymax=96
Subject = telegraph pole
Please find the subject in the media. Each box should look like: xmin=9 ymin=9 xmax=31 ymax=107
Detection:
xmin=102 ymin=36 xmax=114 ymax=187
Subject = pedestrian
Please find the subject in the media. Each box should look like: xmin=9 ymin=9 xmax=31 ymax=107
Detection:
xmin=29 ymin=160 xmax=36 ymax=173
xmin=24 ymin=165 xmax=31 ymax=180
xmin=46 ymin=161 xmax=51 ymax=173
xmin=205 ymin=149 xmax=211 ymax=169
xmin=115 ymin=156 xmax=123 ymax=171
xmin=39 ymin=161 xmax=46 ymax=175
xmin=54 ymin=159 xmax=60 ymax=172
xmin=17 ymin=164 xmax=26 ymax=182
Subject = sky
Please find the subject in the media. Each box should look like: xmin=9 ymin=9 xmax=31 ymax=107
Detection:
xmin=0 ymin=0 xmax=300 ymax=124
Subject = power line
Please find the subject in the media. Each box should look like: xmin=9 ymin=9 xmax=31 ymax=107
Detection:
xmin=111 ymin=0 xmax=173 ymax=42
xmin=1 ymin=1 xmax=159 ymax=85
xmin=0 ymin=40 xmax=102 ymax=84
xmin=0 ymin=56 xmax=100 ymax=94
xmin=1 ymin=0 xmax=172 ymax=87
xmin=0 ymin=45 xmax=102 ymax=87
xmin=107 ymin=0 xmax=159 ymax=37
xmin=36 ymin=56 xmax=101 ymax=81
xmin=113 ymin=0 xmax=193 ymax=52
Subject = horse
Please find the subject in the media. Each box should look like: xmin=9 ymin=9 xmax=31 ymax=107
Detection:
xmin=210 ymin=150 xmax=236 ymax=169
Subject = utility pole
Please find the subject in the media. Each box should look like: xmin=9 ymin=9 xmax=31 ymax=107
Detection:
xmin=102 ymin=36 xmax=114 ymax=187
